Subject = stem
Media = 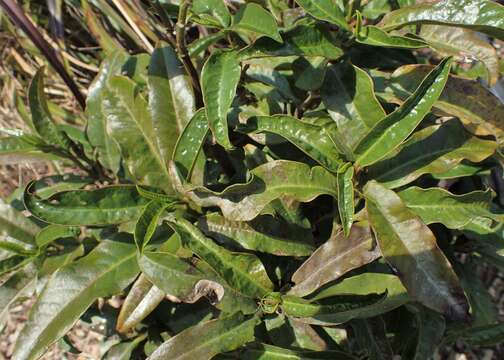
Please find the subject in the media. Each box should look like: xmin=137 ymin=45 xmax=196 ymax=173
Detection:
xmin=176 ymin=0 xmax=204 ymax=108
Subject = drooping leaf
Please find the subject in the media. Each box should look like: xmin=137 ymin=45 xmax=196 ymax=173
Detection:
xmin=294 ymin=0 xmax=348 ymax=30
xmin=103 ymin=75 xmax=172 ymax=193
xmin=148 ymin=44 xmax=195 ymax=163
xmin=0 ymin=263 xmax=37 ymax=324
xmin=198 ymin=213 xmax=314 ymax=256
xmin=364 ymin=181 xmax=469 ymax=320
xmin=171 ymin=160 xmax=338 ymax=221
xmin=12 ymin=239 xmax=139 ymax=360
xmin=0 ymin=135 xmax=58 ymax=164
xmin=398 ymin=187 xmax=499 ymax=230
xmin=264 ymin=314 xmax=327 ymax=351
xmin=321 ymin=61 xmax=386 ymax=152
xmin=356 ymin=20 xmax=427 ymax=49
xmin=354 ymin=57 xmax=452 ymax=167
xmin=134 ymin=200 xmax=171 ymax=251
xmin=191 ymin=0 xmax=231 ymax=28
xmin=172 ymin=109 xmax=209 ymax=181
xmin=165 ymin=216 xmax=273 ymax=298
xmin=446 ymin=323 xmax=504 ymax=347
xmin=336 ymin=163 xmax=354 ymax=236
xmin=379 ymin=0 xmax=504 ymax=40
xmin=0 ymin=199 xmax=39 ymax=245
xmin=240 ymin=115 xmax=344 ymax=172
xmin=104 ymin=334 xmax=147 ymax=360
xmin=290 ymin=223 xmax=380 ymax=297
xmin=35 ymin=224 xmax=80 ymax=247
xmin=232 ymin=3 xmax=282 ymax=43
xmin=149 ymin=312 xmax=258 ymax=360
xmin=116 ymin=274 xmax=165 ymax=333
xmin=366 ymin=119 xmax=497 ymax=188
xmin=201 ymin=50 xmax=241 ymax=149
xmin=24 ymin=182 xmax=149 ymax=226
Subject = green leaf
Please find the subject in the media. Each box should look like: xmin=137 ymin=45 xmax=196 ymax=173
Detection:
xmin=336 ymin=163 xmax=354 ymax=236
xmin=410 ymin=307 xmax=446 ymax=360
xmin=240 ymin=115 xmax=344 ymax=172
xmin=321 ymin=61 xmax=386 ymax=152
xmin=280 ymin=292 xmax=387 ymax=325
xmin=191 ymin=0 xmax=231 ymax=28
xmin=356 ymin=24 xmax=427 ymax=49
xmin=379 ymin=0 xmax=504 ymax=40
xmin=171 ymin=160 xmax=338 ymax=221
xmin=24 ymin=182 xmax=149 ymax=226
xmin=294 ymin=0 xmax=348 ymax=30
xmin=104 ymin=75 xmax=172 ymax=193
xmin=28 ymin=68 xmax=71 ymax=150
xmin=350 ymin=318 xmax=394 ymax=360
xmin=264 ymin=314 xmax=327 ymax=351
xmin=0 ymin=264 xmax=37 ymax=324
xmin=35 ymin=224 xmax=80 ymax=247
xmin=0 ymin=135 xmax=58 ymax=164
xmin=12 ymin=239 xmax=139 ymax=360
xmin=134 ymin=201 xmax=171 ymax=251
xmin=448 ymin=323 xmax=504 ymax=347
xmin=420 ymin=25 xmax=499 ymax=86
xmin=398 ymin=187 xmax=498 ymax=230
xmin=375 ymin=64 xmax=504 ymax=142
xmin=0 ymin=199 xmax=39 ymax=246
xmin=354 ymin=57 xmax=452 ymax=167
xmin=116 ymin=274 xmax=164 ymax=333
xmin=149 ymin=312 xmax=258 ymax=360
xmin=290 ymin=222 xmax=380 ymax=297
xmin=197 ymin=213 xmax=314 ymax=256
xmin=173 ymin=109 xmax=209 ymax=181
xmin=166 ymin=216 xmax=273 ymax=298
xmin=104 ymin=334 xmax=147 ymax=360
xmin=148 ymin=44 xmax=195 ymax=163
xmin=364 ymin=181 xmax=469 ymax=320
xmin=189 ymin=32 xmax=226 ymax=57
xmin=232 ymin=3 xmax=282 ymax=43
xmin=241 ymin=343 xmax=358 ymax=359
xmin=366 ymin=119 xmax=497 ymax=188
xmin=201 ymin=50 xmax=241 ymax=150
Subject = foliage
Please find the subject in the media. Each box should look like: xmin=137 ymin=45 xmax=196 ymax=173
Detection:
xmin=1 ymin=0 xmax=504 ymax=358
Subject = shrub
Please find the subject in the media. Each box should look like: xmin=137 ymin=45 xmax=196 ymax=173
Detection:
xmin=1 ymin=0 xmax=504 ymax=358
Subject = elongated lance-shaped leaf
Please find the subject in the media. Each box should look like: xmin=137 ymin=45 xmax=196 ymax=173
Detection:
xmin=36 ymin=224 xmax=80 ymax=247
xmin=354 ymin=57 xmax=452 ymax=167
xmin=290 ymin=223 xmax=380 ymax=297
xmin=148 ymin=312 xmax=258 ymax=360
xmin=280 ymin=292 xmax=387 ymax=325
xmin=232 ymin=3 xmax=282 ymax=43
xmin=265 ymin=314 xmax=327 ymax=351
xmin=379 ymin=0 xmax=504 ymax=40
xmin=356 ymin=25 xmax=427 ymax=49
xmin=165 ymin=216 xmax=273 ymax=298
xmin=351 ymin=318 xmax=394 ymax=360
xmin=321 ymin=61 xmax=386 ymax=153
xmin=135 ymin=200 xmax=171 ymax=251
xmin=28 ymin=68 xmax=71 ymax=150
xmin=374 ymin=64 xmax=504 ymax=143
xmin=201 ymin=50 xmax=241 ymax=150
xmin=240 ymin=115 xmax=344 ymax=172
xmin=116 ymin=274 xmax=165 ymax=333
xmin=24 ymin=182 xmax=149 ymax=226
xmin=0 ymin=263 xmax=37 ymax=324
xmin=294 ymin=0 xmax=348 ymax=30
xmin=104 ymin=334 xmax=147 ymax=360
xmin=0 ymin=134 xmax=59 ymax=164
xmin=139 ymin=251 xmax=225 ymax=304
xmin=103 ymin=75 xmax=173 ymax=193
xmin=173 ymin=109 xmax=209 ymax=181
xmin=410 ymin=306 xmax=446 ymax=360
xmin=366 ymin=119 xmax=497 ymax=188
xmin=0 ymin=199 xmax=39 ymax=246
xmin=398 ymin=187 xmax=499 ymax=230
xmin=444 ymin=323 xmax=504 ymax=347
xmin=198 ymin=213 xmax=314 ymax=256
xmin=337 ymin=163 xmax=355 ymax=236
xmin=171 ymin=160 xmax=338 ymax=222
xmin=85 ymin=44 xmax=128 ymax=173
xmin=148 ymin=44 xmax=195 ymax=163
xmin=364 ymin=180 xmax=469 ymax=320
xmin=241 ymin=343 xmax=358 ymax=360
xmin=12 ymin=239 xmax=139 ymax=360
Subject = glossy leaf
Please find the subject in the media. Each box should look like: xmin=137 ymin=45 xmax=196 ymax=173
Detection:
xmin=104 ymin=334 xmax=147 ymax=360
xmin=165 ymin=216 xmax=273 ymax=298
xmin=240 ymin=115 xmax=344 ymax=172
xmin=171 ymin=160 xmax=338 ymax=221
xmin=264 ymin=314 xmax=327 ymax=351
xmin=0 ymin=264 xmax=37 ymax=324
xmin=149 ymin=312 xmax=258 ymax=360
xmin=290 ymin=223 xmax=380 ymax=297
xmin=12 ymin=239 xmax=139 ymax=360
xmin=134 ymin=201 xmax=171 ymax=251
xmin=232 ymin=3 xmax=282 ymax=43
xmin=24 ymin=182 xmax=149 ymax=226
xmin=0 ymin=199 xmax=39 ymax=246
xmin=104 ymin=76 xmax=172 ymax=193
xmin=294 ymin=0 xmax=348 ymax=30
xmin=241 ymin=343 xmax=357 ymax=359
xmin=356 ymin=25 xmax=427 ymax=49
xmin=364 ymin=181 xmax=469 ymax=320
xmin=354 ymin=57 xmax=452 ymax=167
xmin=148 ymin=44 xmax=195 ymax=162
xmin=201 ymin=50 xmax=241 ymax=149
xmin=379 ymin=0 xmax=504 ymax=40
xmin=35 ymin=224 xmax=80 ymax=247
xmin=198 ymin=213 xmax=314 ymax=256
xmin=0 ymin=135 xmax=57 ymax=164
xmin=336 ymin=163 xmax=354 ymax=236
xmin=191 ymin=0 xmax=231 ymax=28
